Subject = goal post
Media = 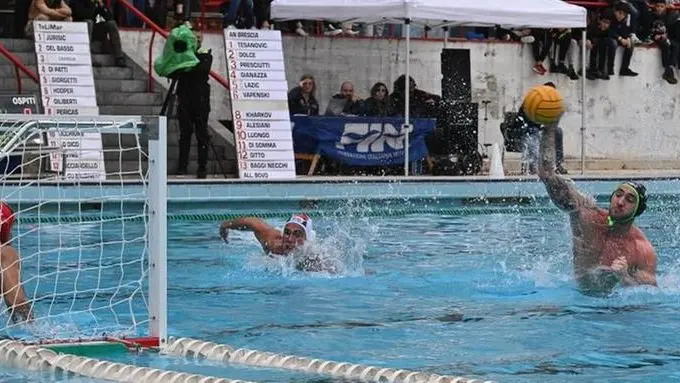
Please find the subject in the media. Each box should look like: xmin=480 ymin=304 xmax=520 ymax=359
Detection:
xmin=0 ymin=114 xmax=167 ymax=349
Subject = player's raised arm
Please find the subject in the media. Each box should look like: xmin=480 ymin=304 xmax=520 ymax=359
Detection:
xmin=523 ymin=84 xmax=596 ymax=213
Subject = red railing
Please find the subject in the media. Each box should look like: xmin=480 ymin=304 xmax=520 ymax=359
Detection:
xmin=116 ymin=0 xmax=231 ymax=92
xmin=0 ymin=41 xmax=39 ymax=94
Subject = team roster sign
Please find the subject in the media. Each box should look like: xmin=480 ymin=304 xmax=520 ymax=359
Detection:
xmin=34 ymin=21 xmax=105 ymax=180
xmin=223 ymin=30 xmax=296 ymax=180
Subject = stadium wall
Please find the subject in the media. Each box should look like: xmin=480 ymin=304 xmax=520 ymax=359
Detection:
xmin=121 ymin=31 xmax=680 ymax=162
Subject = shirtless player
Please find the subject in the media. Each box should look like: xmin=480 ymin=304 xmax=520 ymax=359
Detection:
xmin=538 ymin=122 xmax=657 ymax=295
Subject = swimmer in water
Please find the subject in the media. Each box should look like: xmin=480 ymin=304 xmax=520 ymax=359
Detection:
xmin=219 ymin=213 xmax=331 ymax=272
xmin=538 ymin=122 xmax=657 ymax=295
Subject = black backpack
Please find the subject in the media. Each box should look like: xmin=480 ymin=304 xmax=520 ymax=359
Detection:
xmin=500 ymin=111 xmax=527 ymax=153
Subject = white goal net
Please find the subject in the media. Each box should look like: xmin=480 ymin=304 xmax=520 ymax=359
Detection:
xmin=0 ymin=115 xmax=167 ymax=346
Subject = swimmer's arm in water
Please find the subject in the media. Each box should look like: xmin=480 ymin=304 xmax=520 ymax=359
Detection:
xmin=538 ymin=122 xmax=597 ymax=213
xmin=219 ymin=217 xmax=280 ymax=252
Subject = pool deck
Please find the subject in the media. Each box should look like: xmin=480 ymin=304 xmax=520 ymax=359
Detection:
xmin=2 ymin=170 xmax=680 ymax=204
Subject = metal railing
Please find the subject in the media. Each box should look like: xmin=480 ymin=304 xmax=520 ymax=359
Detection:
xmin=115 ymin=0 xmax=231 ymax=92
xmin=0 ymin=41 xmax=39 ymax=94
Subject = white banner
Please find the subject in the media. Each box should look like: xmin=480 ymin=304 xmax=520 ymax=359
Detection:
xmin=230 ymin=60 xmax=286 ymax=72
xmin=42 ymin=85 xmax=96 ymax=97
xmin=234 ymin=129 xmax=293 ymax=141
xmin=45 ymin=106 xmax=100 ymax=116
xmin=35 ymin=32 xmax=90 ymax=44
xmin=240 ymin=150 xmax=295 ymax=161
xmin=34 ymin=21 xmax=88 ymax=34
xmin=42 ymin=96 xmax=98 ymax=107
xmin=239 ymin=170 xmax=297 ymax=180
xmin=230 ymin=70 xmax=286 ymax=82
xmin=40 ymin=64 xmax=93 ymax=76
xmin=226 ymin=49 xmax=284 ymax=62
xmin=241 ymin=161 xmax=296 ymax=171
xmin=233 ymin=110 xmax=291 ymax=121
xmin=231 ymin=89 xmax=288 ymax=101
xmin=235 ymin=120 xmax=292 ymax=130
xmin=224 ymin=29 xmax=282 ymax=41
xmin=35 ymin=43 xmax=90 ymax=55
xmin=40 ymin=75 xmax=94 ymax=87
xmin=225 ymin=40 xmax=283 ymax=51
xmin=36 ymin=54 xmax=91 ymax=65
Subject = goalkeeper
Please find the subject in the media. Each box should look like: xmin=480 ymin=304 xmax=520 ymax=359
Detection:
xmin=0 ymin=202 xmax=32 ymax=322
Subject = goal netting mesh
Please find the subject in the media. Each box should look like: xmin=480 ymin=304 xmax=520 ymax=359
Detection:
xmin=0 ymin=114 xmax=166 ymax=345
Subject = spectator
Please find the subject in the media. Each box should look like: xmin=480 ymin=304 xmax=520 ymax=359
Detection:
xmin=254 ymin=0 xmax=272 ymax=29
xmin=174 ymin=24 xmax=213 ymax=179
xmin=550 ymin=28 xmax=580 ymax=80
xmin=287 ymin=75 xmax=319 ymax=116
xmin=362 ymin=82 xmax=390 ymax=117
xmin=531 ymin=29 xmax=552 ymax=75
xmin=324 ymin=81 xmax=362 ymax=116
xmin=648 ymin=0 xmax=679 ymax=84
xmin=70 ymin=0 xmax=126 ymax=67
xmin=585 ymin=12 xmax=616 ymax=80
xmin=25 ymin=0 xmax=72 ymax=38
xmin=611 ymin=3 xmax=638 ymax=76
xmin=223 ymin=0 xmax=254 ymax=29
xmin=388 ymin=75 xmax=438 ymax=118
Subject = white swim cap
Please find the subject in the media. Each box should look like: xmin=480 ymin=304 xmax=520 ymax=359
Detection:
xmin=285 ymin=213 xmax=316 ymax=241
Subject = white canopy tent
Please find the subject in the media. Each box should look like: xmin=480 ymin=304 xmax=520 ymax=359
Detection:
xmin=271 ymin=0 xmax=588 ymax=175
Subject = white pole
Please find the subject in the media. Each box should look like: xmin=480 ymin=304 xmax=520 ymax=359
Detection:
xmin=147 ymin=115 xmax=168 ymax=349
xmin=580 ymin=29 xmax=586 ymax=175
xmin=404 ymin=19 xmax=411 ymax=176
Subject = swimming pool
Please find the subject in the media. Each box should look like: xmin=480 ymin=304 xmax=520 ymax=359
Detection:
xmin=4 ymin=178 xmax=680 ymax=382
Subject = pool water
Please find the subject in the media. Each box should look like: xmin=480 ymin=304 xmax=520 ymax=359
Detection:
xmin=5 ymin=200 xmax=680 ymax=382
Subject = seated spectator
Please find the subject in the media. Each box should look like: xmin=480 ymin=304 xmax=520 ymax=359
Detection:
xmin=362 ymin=82 xmax=390 ymax=117
xmin=223 ymin=0 xmax=254 ymax=29
xmin=648 ymin=0 xmax=679 ymax=84
xmin=254 ymin=0 xmax=272 ymax=30
xmin=287 ymin=74 xmax=319 ymax=116
xmin=611 ymin=3 xmax=638 ymax=76
xmin=25 ymin=0 xmax=72 ymax=38
xmin=531 ymin=29 xmax=552 ymax=75
xmin=550 ymin=28 xmax=580 ymax=80
xmin=70 ymin=0 xmax=126 ymax=67
xmin=324 ymin=81 xmax=362 ymax=116
xmin=585 ymin=12 xmax=616 ymax=80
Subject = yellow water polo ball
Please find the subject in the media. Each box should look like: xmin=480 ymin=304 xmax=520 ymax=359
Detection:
xmin=521 ymin=85 xmax=565 ymax=125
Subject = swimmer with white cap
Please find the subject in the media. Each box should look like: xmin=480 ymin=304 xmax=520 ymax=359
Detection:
xmin=220 ymin=213 xmax=319 ymax=262
xmin=539 ymin=119 xmax=658 ymax=295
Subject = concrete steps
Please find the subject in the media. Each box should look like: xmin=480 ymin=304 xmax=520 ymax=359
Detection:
xmin=0 ymin=37 xmax=232 ymax=178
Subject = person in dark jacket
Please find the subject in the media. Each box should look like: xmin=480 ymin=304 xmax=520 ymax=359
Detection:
xmin=586 ymin=12 xmax=616 ymax=80
xmin=175 ymin=25 xmax=213 ymax=179
xmin=648 ymin=0 xmax=680 ymax=84
xmin=611 ymin=3 xmax=638 ymax=76
xmin=69 ymin=0 xmax=125 ymax=67
xmin=287 ymin=75 xmax=319 ymax=116
xmin=361 ymin=82 xmax=390 ymax=117
xmin=324 ymin=81 xmax=362 ymax=116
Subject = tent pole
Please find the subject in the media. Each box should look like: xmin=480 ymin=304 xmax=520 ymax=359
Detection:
xmin=443 ymin=26 xmax=448 ymax=48
xmin=404 ymin=18 xmax=411 ymax=176
xmin=580 ymin=29 xmax=586 ymax=175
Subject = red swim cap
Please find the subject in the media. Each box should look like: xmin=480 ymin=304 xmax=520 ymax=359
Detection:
xmin=0 ymin=202 xmax=15 ymax=244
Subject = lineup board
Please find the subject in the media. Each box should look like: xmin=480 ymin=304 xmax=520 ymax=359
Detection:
xmin=34 ymin=21 xmax=106 ymax=181
xmin=223 ymin=29 xmax=296 ymax=180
